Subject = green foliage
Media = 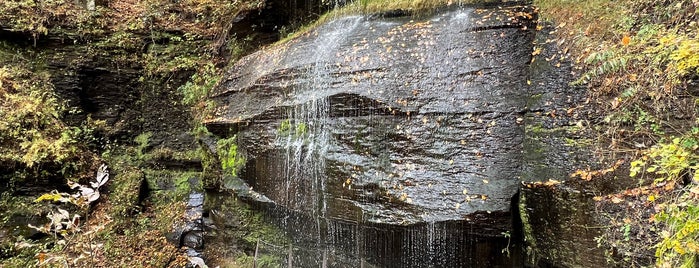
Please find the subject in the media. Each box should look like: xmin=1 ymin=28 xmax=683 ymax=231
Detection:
xmin=536 ymin=0 xmax=697 ymax=110
xmin=671 ymin=38 xmax=699 ymax=77
xmin=0 ymin=0 xmax=77 ymax=39
xmin=604 ymin=106 xmax=665 ymax=136
xmin=134 ymin=131 xmax=152 ymax=160
xmin=573 ymin=49 xmax=629 ymax=85
xmin=94 ymin=31 xmax=142 ymax=51
xmin=573 ymin=23 xmax=697 ymax=88
xmin=217 ymin=136 xmax=245 ymax=177
xmin=536 ymin=3 xmax=699 ymax=267
xmin=278 ymin=119 xmax=291 ymax=134
xmin=0 ymin=65 xmax=92 ymax=181
xmin=630 ymin=137 xmax=699 ymax=184
xmin=143 ymin=40 xmax=209 ymax=77
xmin=629 ymin=135 xmax=699 ymax=266
xmin=180 ymin=63 xmax=220 ymax=106
xmin=295 ymin=122 xmax=307 ymax=136
xmin=655 ymin=202 xmax=699 ymax=268
xmin=277 ymin=119 xmax=308 ymax=137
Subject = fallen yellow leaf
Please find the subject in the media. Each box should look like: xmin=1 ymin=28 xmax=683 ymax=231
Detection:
xmin=532 ymin=48 xmax=542 ymax=56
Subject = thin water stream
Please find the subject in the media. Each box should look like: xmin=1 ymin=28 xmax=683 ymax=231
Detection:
xmin=208 ymin=2 xmax=543 ymax=267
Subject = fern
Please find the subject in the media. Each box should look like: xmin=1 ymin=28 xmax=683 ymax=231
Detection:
xmin=573 ymin=49 xmax=630 ymax=85
xmin=216 ymin=136 xmax=245 ymax=177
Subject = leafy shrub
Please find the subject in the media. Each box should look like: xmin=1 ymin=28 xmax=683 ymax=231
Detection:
xmin=0 ymin=65 xmax=92 ymax=181
xmin=630 ymin=137 xmax=699 ymax=183
xmin=180 ymin=63 xmax=220 ymax=106
xmin=630 ymin=135 xmax=699 ymax=267
xmin=216 ymin=136 xmax=245 ymax=177
xmin=655 ymin=202 xmax=699 ymax=268
xmin=671 ymin=39 xmax=699 ymax=77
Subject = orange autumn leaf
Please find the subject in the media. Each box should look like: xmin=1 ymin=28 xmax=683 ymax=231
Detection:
xmin=621 ymin=35 xmax=631 ymax=46
xmin=570 ymin=159 xmax=624 ymax=181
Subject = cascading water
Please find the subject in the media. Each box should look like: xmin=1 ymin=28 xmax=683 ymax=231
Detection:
xmin=209 ymin=2 xmax=539 ymax=267
xmin=277 ymin=15 xmax=363 ymax=252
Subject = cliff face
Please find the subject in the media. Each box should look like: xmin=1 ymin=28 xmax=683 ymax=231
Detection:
xmin=5 ymin=0 xmax=694 ymax=267
xmin=0 ymin=0 xmax=333 ymax=266
xmin=203 ymin=2 xmax=607 ymax=266
xmin=208 ymin=5 xmax=537 ymax=225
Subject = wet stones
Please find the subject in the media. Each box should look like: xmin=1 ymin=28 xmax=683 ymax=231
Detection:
xmin=168 ymin=192 xmax=205 ymax=253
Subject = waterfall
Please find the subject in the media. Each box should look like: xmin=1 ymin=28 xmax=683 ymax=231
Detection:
xmin=278 ymin=16 xmax=363 ymax=244
xmin=213 ymin=2 xmax=542 ymax=266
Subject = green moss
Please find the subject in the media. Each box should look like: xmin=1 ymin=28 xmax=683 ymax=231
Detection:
xmin=107 ymin=165 xmax=145 ymax=225
xmin=144 ymin=169 xmax=203 ymax=201
xmin=519 ymin=191 xmax=538 ymax=265
xmin=217 ymin=136 xmax=245 ymax=178
xmin=275 ymin=0 xmax=500 ymax=46
xmin=206 ymin=194 xmax=289 ymax=248
xmin=133 ymin=132 xmax=152 ymax=161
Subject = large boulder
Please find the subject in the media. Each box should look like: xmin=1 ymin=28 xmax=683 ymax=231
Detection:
xmin=207 ymin=5 xmax=537 ymax=229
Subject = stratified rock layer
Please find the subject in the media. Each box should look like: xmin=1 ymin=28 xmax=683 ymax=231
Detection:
xmin=208 ymin=5 xmax=536 ymax=229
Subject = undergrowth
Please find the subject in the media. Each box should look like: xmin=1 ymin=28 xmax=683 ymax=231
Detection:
xmin=0 ymin=57 xmax=97 ymax=184
xmin=535 ymin=0 xmax=699 ymax=266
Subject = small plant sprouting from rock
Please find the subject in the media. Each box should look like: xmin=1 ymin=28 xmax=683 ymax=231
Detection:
xmin=217 ymin=137 xmax=245 ymax=178
xmin=277 ymin=119 xmax=308 ymax=137
xmin=501 ymin=231 xmax=511 ymax=257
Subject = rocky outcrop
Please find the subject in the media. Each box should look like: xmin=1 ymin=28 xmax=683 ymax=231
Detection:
xmin=205 ymin=1 xmax=621 ymax=266
xmin=205 ymin=5 xmax=544 ymax=265
xmin=208 ymin=4 xmax=537 ymax=228
xmin=206 ymin=6 xmax=534 ymax=267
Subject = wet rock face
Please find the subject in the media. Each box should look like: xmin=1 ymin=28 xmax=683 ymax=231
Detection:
xmin=208 ymin=5 xmax=536 ymax=227
xmin=168 ymin=192 xmax=205 ymax=251
xmin=520 ymin=185 xmax=607 ymax=268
